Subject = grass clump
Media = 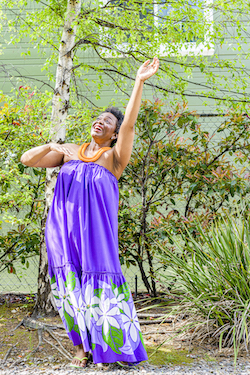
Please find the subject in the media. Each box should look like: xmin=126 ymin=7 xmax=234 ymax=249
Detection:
xmin=146 ymin=346 xmax=194 ymax=366
xmin=157 ymin=212 xmax=250 ymax=363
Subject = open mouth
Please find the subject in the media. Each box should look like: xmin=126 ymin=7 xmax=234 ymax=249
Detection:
xmin=94 ymin=124 xmax=103 ymax=132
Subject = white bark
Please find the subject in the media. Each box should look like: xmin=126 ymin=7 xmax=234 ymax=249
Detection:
xmin=51 ymin=0 xmax=82 ymax=141
xmin=34 ymin=0 xmax=82 ymax=315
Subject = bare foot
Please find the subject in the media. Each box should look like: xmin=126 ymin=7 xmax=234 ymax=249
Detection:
xmin=71 ymin=344 xmax=88 ymax=368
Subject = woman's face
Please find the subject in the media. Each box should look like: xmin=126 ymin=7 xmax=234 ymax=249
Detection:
xmin=91 ymin=112 xmax=117 ymax=144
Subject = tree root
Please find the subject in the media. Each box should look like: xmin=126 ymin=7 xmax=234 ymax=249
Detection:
xmin=9 ymin=329 xmax=44 ymax=368
xmin=143 ymin=330 xmax=172 ymax=335
xmin=53 ymin=331 xmax=69 ymax=338
xmin=3 ymin=342 xmax=18 ymax=364
xmin=11 ymin=316 xmax=64 ymax=332
xmin=45 ymin=328 xmax=73 ymax=360
xmin=28 ymin=328 xmax=44 ymax=356
xmin=137 ymin=313 xmax=169 ymax=318
xmin=7 ymin=316 xmax=71 ymax=368
xmin=139 ymin=319 xmax=172 ymax=325
xmin=12 ymin=319 xmax=24 ymax=332
xmin=42 ymin=336 xmax=72 ymax=361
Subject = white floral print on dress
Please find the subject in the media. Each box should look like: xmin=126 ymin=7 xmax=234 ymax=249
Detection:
xmin=122 ymin=300 xmax=140 ymax=342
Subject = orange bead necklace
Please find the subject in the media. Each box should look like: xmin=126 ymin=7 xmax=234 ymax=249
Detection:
xmin=77 ymin=142 xmax=111 ymax=162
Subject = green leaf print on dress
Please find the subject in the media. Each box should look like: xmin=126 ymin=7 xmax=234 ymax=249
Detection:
xmin=103 ymin=325 xmax=124 ymax=355
xmin=74 ymin=324 xmax=81 ymax=337
xmin=50 ymin=274 xmax=74 ymax=321
xmin=110 ymin=278 xmax=130 ymax=315
xmin=50 ymin=275 xmax=56 ymax=285
xmin=65 ymin=271 xmax=76 ymax=292
xmin=63 ymin=305 xmax=75 ymax=332
xmin=50 ymin=277 xmax=60 ymax=301
xmin=94 ymin=288 xmax=103 ymax=299
xmin=139 ymin=331 xmax=146 ymax=350
xmin=50 ymin=272 xmax=144 ymax=357
xmin=111 ymin=279 xmax=130 ymax=302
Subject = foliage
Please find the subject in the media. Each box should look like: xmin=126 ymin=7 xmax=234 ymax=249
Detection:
xmin=156 ymin=210 xmax=250 ymax=362
xmin=118 ymin=100 xmax=250 ymax=296
xmin=0 ymin=87 xmax=51 ymax=274
xmin=1 ymin=0 xmax=250 ymax=110
xmin=0 ymin=87 xmax=92 ymax=274
xmin=1 ymin=0 xmax=250 ymax=306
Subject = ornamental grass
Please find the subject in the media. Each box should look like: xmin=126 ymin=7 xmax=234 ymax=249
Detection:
xmin=156 ymin=212 xmax=250 ymax=362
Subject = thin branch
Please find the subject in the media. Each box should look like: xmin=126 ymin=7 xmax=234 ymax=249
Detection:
xmin=74 ymin=63 xmax=250 ymax=104
xmin=3 ymin=343 xmax=18 ymax=364
xmin=45 ymin=329 xmax=73 ymax=359
xmin=6 ymin=9 xmax=59 ymax=52
xmin=42 ymin=337 xmax=72 ymax=360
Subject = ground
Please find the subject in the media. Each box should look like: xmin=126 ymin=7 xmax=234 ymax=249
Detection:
xmin=0 ymin=293 xmax=243 ymax=369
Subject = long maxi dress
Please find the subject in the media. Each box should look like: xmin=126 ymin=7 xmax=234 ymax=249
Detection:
xmin=45 ymin=159 xmax=148 ymax=364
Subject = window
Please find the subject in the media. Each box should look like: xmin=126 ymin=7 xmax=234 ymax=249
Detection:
xmin=100 ymin=0 xmax=214 ymax=57
xmin=155 ymin=0 xmax=214 ymax=56
xmin=99 ymin=0 xmax=154 ymax=56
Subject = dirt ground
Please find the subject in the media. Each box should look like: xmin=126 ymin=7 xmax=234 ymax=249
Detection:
xmin=0 ymin=293 xmax=243 ymax=368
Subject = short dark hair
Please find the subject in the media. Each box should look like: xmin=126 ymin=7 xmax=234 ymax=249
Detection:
xmin=103 ymin=107 xmax=124 ymax=146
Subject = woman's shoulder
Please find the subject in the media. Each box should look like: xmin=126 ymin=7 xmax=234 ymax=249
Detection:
xmin=64 ymin=142 xmax=81 ymax=149
xmin=62 ymin=143 xmax=82 ymax=165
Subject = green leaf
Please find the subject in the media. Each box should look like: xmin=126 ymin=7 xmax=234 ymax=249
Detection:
xmin=17 ymin=163 xmax=25 ymax=173
xmin=63 ymin=306 xmax=74 ymax=332
xmin=73 ymin=324 xmax=81 ymax=336
xmin=92 ymin=343 xmax=96 ymax=351
xmin=139 ymin=331 xmax=146 ymax=350
xmin=170 ymin=198 xmax=175 ymax=205
xmin=219 ymin=332 xmax=223 ymax=351
xmin=103 ymin=325 xmax=124 ymax=354
xmin=93 ymin=288 xmax=103 ymax=299
xmin=117 ymin=282 xmax=130 ymax=302
xmin=65 ymin=271 xmax=76 ymax=292
xmin=110 ymin=278 xmax=117 ymax=293
xmin=50 ymin=275 xmax=56 ymax=285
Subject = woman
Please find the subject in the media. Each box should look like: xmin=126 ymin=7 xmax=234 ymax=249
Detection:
xmin=21 ymin=57 xmax=159 ymax=368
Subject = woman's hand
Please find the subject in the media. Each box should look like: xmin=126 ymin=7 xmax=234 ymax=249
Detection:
xmin=49 ymin=143 xmax=73 ymax=157
xmin=136 ymin=57 xmax=159 ymax=82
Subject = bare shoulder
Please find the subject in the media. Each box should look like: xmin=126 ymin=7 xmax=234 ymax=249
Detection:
xmin=63 ymin=143 xmax=80 ymax=150
xmin=62 ymin=143 xmax=81 ymax=164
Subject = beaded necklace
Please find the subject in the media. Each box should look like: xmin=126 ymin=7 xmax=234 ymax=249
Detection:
xmin=77 ymin=142 xmax=111 ymax=162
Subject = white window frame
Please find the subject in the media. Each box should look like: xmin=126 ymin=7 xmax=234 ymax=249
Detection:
xmin=155 ymin=0 xmax=214 ymax=56
xmin=100 ymin=0 xmax=214 ymax=57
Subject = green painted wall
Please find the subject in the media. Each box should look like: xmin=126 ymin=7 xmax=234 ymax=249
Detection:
xmin=2 ymin=2 xmax=249 ymax=112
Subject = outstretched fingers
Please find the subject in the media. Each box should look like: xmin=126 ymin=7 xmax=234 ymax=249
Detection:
xmin=137 ymin=57 xmax=160 ymax=81
xmin=142 ymin=59 xmax=151 ymax=67
xmin=151 ymin=57 xmax=160 ymax=73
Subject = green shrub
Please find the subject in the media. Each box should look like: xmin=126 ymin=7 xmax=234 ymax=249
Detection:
xmin=157 ymin=210 xmax=250 ymax=362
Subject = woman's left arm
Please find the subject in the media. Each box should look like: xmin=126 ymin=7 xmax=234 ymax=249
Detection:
xmin=113 ymin=57 xmax=159 ymax=172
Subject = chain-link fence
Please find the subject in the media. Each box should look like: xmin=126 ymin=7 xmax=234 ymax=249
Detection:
xmin=1 ymin=112 xmax=248 ymax=295
xmin=0 ymin=256 xmax=151 ymax=295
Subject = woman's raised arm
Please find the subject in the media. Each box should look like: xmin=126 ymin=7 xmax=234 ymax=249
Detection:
xmin=113 ymin=57 xmax=159 ymax=172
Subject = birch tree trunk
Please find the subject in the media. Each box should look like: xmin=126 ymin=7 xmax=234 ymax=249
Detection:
xmin=33 ymin=0 xmax=82 ymax=316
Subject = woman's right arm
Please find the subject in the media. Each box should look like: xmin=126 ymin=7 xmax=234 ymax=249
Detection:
xmin=20 ymin=143 xmax=73 ymax=168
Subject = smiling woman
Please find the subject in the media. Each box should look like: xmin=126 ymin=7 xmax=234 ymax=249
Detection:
xmin=20 ymin=57 xmax=159 ymax=368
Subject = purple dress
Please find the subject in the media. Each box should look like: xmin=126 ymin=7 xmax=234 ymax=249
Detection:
xmin=45 ymin=160 xmax=148 ymax=364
